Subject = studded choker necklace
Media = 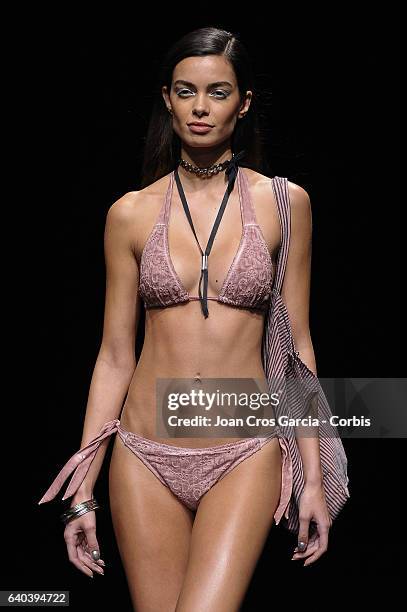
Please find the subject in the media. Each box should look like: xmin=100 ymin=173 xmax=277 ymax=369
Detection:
xmin=178 ymin=151 xmax=245 ymax=178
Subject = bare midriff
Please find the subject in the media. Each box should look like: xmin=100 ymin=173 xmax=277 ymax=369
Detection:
xmin=120 ymin=300 xmax=271 ymax=448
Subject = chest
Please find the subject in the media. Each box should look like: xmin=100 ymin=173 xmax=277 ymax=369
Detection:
xmin=137 ymin=175 xmax=281 ymax=297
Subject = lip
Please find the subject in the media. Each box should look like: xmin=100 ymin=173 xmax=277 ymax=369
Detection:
xmin=188 ymin=122 xmax=213 ymax=127
xmin=188 ymin=123 xmax=213 ymax=134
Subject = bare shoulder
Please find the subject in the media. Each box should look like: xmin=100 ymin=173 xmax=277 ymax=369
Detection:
xmin=285 ymin=181 xmax=312 ymax=243
xmin=249 ymin=169 xmax=311 ymax=215
xmin=106 ymin=173 xmax=172 ymax=251
xmin=107 ymin=190 xmax=140 ymax=224
xmin=108 ymin=172 xmax=170 ymax=219
xmin=246 ymin=168 xmax=310 ymax=203
xmin=243 ymin=167 xmax=277 ymax=208
xmin=286 ymin=180 xmax=311 ymax=211
xmin=242 ymin=167 xmax=272 ymax=192
xmin=286 ymin=181 xmax=312 ymax=238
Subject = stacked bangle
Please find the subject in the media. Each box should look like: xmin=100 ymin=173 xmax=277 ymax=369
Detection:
xmin=60 ymin=498 xmax=100 ymax=525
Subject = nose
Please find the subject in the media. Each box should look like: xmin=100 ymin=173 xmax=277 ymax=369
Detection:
xmin=192 ymin=93 xmax=210 ymax=117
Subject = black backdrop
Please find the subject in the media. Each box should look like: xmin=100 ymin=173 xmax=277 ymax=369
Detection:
xmin=9 ymin=17 xmax=404 ymax=609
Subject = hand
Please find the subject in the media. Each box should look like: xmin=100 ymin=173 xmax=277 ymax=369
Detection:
xmin=63 ymin=509 xmax=106 ymax=578
xmin=291 ymin=481 xmax=332 ymax=567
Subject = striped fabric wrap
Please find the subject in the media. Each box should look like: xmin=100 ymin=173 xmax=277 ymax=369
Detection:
xmin=261 ymin=176 xmax=350 ymax=536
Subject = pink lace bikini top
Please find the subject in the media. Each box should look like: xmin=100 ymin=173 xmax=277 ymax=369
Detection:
xmin=138 ymin=164 xmax=275 ymax=316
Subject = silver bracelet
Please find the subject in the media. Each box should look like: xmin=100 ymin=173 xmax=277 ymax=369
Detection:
xmin=60 ymin=498 xmax=100 ymax=525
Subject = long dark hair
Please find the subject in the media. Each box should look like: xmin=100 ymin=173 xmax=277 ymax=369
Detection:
xmin=140 ymin=26 xmax=271 ymax=188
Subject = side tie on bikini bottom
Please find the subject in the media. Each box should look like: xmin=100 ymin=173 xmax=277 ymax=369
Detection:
xmin=37 ymin=419 xmax=122 ymax=504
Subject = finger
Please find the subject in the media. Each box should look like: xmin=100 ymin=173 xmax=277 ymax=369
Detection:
xmin=81 ymin=542 xmax=105 ymax=570
xmin=83 ymin=549 xmax=106 ymax=567
xmin=82 ymin=525 xmax=101 ymax=563
xmin=64 ymin=533 xmax=94 ymax=578
xmin=292 ymin=537 xmax=320 ymax=560
xmin=293 ymin=531 xmax=318 ymax=554
xmin=78 ymin=545 xmax=104 ymax=575
xmin=303 ymin=526 xmax=330 ymax=566
xmin=296 ymin=517 xmax=311 ymax=552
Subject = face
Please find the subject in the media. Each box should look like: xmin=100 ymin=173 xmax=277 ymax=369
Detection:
xmin=162 ymin=55 xmax=252 ymax=149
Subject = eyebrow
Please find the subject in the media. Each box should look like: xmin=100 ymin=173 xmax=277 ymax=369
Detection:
xmin=174 ymin=80 xmax=233 ymax=89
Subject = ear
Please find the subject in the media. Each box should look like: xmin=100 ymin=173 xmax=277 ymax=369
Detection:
xmin=162 ymin=85 xmax=171 ymax=112
xmin=239 ymin=90 xmax=253 ymax=118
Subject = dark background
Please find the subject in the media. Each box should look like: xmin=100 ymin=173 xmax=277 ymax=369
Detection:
xmin=9 ymin=17 xmax=404 ymax=609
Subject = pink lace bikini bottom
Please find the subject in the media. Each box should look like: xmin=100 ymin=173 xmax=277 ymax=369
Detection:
xmin=38 ymin=419 xmax=293 ymax=526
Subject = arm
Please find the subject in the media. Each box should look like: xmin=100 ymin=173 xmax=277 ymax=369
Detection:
xmin=282 ymin=182 xmax=322 ymax=486
xmin=69 ymin=192 xmax=142 ymax=504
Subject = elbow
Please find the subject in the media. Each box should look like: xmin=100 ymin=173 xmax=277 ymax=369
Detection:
xmin=292 ymin=327 xmax=313 ymax=353
xmin=97 ymin=345 xmax=136 ymax=372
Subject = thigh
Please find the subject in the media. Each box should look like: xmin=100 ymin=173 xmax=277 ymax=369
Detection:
xmin=109 ymin=433 xmax=194 ymax=612
xmin=175 ymin=436 xmax=282 ymax=612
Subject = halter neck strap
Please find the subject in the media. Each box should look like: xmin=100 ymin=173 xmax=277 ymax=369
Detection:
xmin=173 ymin=150 xmax=246 ymax=318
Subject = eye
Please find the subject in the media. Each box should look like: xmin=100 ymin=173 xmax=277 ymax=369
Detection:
xmin=211 ymin=90 xmax=229 ymax=99
xmin=176 ymin=89 xmax=193 ymax=97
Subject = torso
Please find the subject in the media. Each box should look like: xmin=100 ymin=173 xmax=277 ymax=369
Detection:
xmin=120 ymin=167 xmax=282 ymax=447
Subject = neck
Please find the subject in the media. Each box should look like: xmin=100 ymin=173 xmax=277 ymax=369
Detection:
xmin=177 ymin=145 xmax=234 ymax=192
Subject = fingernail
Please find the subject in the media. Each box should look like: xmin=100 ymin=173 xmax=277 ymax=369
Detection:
xmin=98 ymin=560 xmax=106 ymax=566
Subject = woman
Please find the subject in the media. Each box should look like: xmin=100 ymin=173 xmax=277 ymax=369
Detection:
xmin=38 ymin=27 xmax=350 ymax=611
